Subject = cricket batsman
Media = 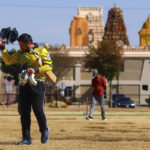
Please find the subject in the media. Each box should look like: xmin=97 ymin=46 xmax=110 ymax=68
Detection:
xmin=0 ymin=28 xmax=52 ymax=145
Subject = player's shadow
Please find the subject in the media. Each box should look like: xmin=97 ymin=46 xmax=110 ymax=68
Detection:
xmin=0 ymin=141 xmax=17 ymax=145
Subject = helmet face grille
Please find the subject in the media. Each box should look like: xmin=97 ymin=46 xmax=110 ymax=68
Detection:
xmin=0 ymin=27 xmax=18 ymax=43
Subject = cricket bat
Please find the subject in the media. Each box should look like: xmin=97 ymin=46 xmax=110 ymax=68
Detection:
xmin=45 ymin=70 xmax=57 ymax=84
xmin=33 ymin=52 xmax=57 ymax=84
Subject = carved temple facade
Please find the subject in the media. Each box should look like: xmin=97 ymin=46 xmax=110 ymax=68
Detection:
xmin=103 ymin=5 xmax=130 ymax=46
xmin=70 ymin=7 xmax=104 ymax=47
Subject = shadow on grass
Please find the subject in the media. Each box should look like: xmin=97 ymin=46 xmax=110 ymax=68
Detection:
xmin=47 ymin=118 xmax=77 ymax=120
xmin=0 ymin=141 xmax=17 ymax=145
xmin=52 ymin=136 xmax=150 ymax=142
xmin=82 ymin=126 xmax=143 ymax=133
xmin=115 ymin=121 xmax=135 ymax=124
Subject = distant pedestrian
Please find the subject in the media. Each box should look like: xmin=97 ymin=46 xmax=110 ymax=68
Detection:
xmin=86 ymin=69 xmax=106 ymax=120
xmin=2 ymin=75 xmax=14 ymax=105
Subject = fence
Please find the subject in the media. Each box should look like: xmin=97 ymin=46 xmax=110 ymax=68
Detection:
xmin=0 ymin=93 xmax=150 ymax=107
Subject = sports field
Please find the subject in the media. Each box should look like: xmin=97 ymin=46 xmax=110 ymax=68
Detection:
xmin=0 ymin=106 xmax=150 ymax=150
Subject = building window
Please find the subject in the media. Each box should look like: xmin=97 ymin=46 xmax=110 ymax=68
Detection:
xmin=110 ymin=26 xmax=113 ymax=32
xmin=65 ymin=86 xmax=72 ymax=97
xmin=89 ymin=29 xmax=93 ymax=35
xmin=89 ymin=29 xmax=93 ymax=42
xmin=120 ymin=64 xmax=124 ymax=72
xmin=142 ymin=85 xmax=148 ymax=91
xmin=112 ymin=14 xmax=115 ymax=19
xmin=77 ymin=28 xmax=82 ymax=34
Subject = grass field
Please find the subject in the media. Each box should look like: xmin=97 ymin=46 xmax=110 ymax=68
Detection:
xmin=0 ymin=105 xmax=150 ymax=150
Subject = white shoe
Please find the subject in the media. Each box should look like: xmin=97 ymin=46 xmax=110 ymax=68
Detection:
xmin=86 ymin=116 xmax=93 ymax=120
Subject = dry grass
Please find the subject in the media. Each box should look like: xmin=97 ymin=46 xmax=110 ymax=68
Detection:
xmin=0 ymin=105 xmax=150 ymax=150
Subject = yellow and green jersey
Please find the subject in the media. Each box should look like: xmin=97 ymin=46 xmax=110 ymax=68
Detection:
xmin=1 ymin=44 xmax=52 ymax=82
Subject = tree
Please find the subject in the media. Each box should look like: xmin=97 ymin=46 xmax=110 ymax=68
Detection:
xmin=44 ymin=44 xmax=75 ymax=102
xmin=85 ymin=40 xmax=123 ymax=107
xmin=0 ymin=49 xmax=22 ymax=85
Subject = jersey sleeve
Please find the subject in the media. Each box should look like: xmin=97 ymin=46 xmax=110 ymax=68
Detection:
xmin=38 ymin=48 xmax=53 ymax=73
xmin=1 ymin=49 xmax=19 ymax=65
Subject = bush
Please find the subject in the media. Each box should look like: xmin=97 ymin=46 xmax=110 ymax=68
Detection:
xmin=65 ymin=100 xmax=72 ymax=105
xmin=145 ymin=98 xmax=150 ymax=106
xmin=47 ymin=100 xmax=67 ymax=108
xmin=70 ymin=94 xmax=77 ymax=102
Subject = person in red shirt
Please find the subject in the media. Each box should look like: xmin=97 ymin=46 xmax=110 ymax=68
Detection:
xmin=86 ymin=69 xmax=106 ymax=120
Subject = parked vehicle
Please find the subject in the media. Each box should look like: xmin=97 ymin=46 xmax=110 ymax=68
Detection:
xmin=111 ymin=94 xmax=135 ymax=108
xmin=112 ymin=94 xmax=125 ymax=107
xmin=112 ymin=94 xmax=125 ymax=101
xmin=115 ymin=97 xmax=135 ymax=108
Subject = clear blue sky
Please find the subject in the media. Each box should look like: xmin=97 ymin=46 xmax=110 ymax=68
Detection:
xmin=0 ymin=0 xmax=150 ymax=49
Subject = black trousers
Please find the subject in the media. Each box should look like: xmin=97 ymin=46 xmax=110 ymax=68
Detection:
xmin=18 ymin=81 xmax=48 ymax=135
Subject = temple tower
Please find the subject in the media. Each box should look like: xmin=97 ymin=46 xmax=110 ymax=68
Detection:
xmin=79 ymin=7 xmax=104 ymax=47
xmin=70 ymin=7 xmax=104 ymax=47
xmin=139 ymin=16 xmax=150 ymax=46
xmin=103 ymin=4 xmax=130 ymax=46
xmin=70 ymin=10 xmax=89 ymax=46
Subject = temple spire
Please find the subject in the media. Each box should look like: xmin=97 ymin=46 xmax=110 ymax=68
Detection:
xmin=78 ymin=7 xmax=81 ymax=16
xmin=114 ymin=2 xmax=117 ymax=8
xmin=103 ymin=5 xmax=130 ymax=46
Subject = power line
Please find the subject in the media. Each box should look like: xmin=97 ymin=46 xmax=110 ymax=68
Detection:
xmin=0 ymin=4 xmax=76 ymax=9
xmin=0 ymin=4 xmax=150 ymax=10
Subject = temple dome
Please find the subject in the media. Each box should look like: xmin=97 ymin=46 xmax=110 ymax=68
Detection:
xmin=139 ymin=16 xmax=150 ymax=46
xmin=143 ymin=16 xmax=150 ymax=29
